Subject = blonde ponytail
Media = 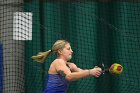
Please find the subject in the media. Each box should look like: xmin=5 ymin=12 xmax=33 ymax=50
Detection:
xmin=31 ymin=40 xmax=69 ymax=63
xmin=31 ymin=50 xmax=52 ymax=63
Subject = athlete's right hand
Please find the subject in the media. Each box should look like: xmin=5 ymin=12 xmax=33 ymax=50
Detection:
xmin=89 ymin=67 xmax=102 ymax=77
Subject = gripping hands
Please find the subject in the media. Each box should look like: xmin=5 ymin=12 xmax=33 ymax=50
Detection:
xmin=89 ymin=66 xmax=102 ymax=78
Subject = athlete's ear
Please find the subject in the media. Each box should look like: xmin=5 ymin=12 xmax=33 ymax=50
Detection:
xmin=58 ymin=50 xmax=62 ymax=55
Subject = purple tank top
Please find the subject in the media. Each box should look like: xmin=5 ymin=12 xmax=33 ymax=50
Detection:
xmin=42 ymin=74 xmax=69 ymax=93
xmin=43 ymin=64 xmax=71 ymax=93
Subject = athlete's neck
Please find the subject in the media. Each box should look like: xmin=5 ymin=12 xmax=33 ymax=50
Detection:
xmin=57 ymin=57 xmax=67 ymax=63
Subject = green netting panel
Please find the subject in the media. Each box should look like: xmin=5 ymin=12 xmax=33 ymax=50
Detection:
xmin=25 ymin=1 xmax=140 ymax=93
xmin=24 ymin=1 xmax=44 ymax=93
xmin=24 ymin=1 xmax=140 ymax=93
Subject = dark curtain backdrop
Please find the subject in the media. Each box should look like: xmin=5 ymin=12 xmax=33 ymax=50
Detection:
xmin=24 ymin=1 xmax=140 ymax=93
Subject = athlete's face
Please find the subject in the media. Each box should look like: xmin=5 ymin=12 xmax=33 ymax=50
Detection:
xmin=59 ymin=43 xmax=73 ymax=61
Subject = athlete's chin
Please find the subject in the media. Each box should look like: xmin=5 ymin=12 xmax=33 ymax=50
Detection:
xmin=67 ymin=56 xmax=72 ymax=61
